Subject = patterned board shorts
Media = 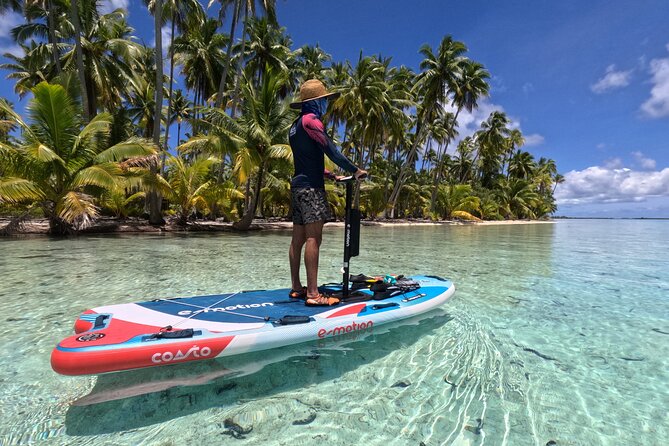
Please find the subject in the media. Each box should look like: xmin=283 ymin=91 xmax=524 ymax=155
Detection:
xmin=291 ymin=187 xmax=332 ymax=225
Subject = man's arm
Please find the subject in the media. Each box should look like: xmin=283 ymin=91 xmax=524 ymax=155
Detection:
xmin=324 ymin=168 xmax=337 ymax=180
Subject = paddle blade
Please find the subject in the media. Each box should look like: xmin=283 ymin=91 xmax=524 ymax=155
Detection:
xmin=350 ymin=208 xmax=360 ymax=257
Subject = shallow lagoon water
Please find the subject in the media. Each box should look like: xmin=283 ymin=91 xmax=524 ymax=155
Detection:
xmin=0 ymin=220 xmax=667 ymax=445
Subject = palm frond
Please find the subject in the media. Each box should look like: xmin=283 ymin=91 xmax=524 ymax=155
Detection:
xmin=0 ymin=97 xmax=35 ymax=139
xmin=233 ymin=147 xmax=258 ymax=184
xmin=0 ymin=177 xmax=45 ymax=203
xmin=73 ymin=113 xmax=112 ymax=155
xmin=452 ymin=210 xmax=481 ymax=221
xmin=95 ymin=138 xmax=157 ymax=163
xmin=72 ymin=163 xmax=123 ymax=190
xmin=28 ymin=82 xmax=78 ymax=156
xmin=23 ymin=143 xmax=66 ymax=165
xmin=267 ymin=144 xmax=292 ymax=160
xmin=55 ymin=191 xmax=99 ymax=229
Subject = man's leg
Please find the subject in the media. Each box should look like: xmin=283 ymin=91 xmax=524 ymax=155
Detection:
xmin=289 ymin=224 xmax=306 ymax=291
xmin=304 ymin=220 xmax=324 ymax=298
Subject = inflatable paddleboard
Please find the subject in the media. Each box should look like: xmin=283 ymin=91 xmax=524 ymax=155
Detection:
xmin=51 ymin=275 xmax=454 ymax=375
xmin=52 ymin=177 xmax=456 ymax=375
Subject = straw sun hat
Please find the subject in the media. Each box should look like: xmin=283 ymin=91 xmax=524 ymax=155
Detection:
xmin=289 ymin=79 xmax=341 ymax=109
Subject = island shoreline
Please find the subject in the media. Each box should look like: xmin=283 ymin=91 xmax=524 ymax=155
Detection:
xmin=0 ymin=217 xmax=555 ymax=236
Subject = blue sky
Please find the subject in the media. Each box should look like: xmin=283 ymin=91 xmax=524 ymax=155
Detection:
xmin=1 ymin=0 xmax=668 ymax=217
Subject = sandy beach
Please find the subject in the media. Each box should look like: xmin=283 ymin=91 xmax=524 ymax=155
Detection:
xmin=0 ymin=217 xmax=554 ymax=235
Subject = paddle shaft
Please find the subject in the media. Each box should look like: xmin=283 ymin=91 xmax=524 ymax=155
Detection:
xmin=343 ymin=180 xmax=353 ymax=298
xmin=339 ymin=176 xmax=362 ymax=298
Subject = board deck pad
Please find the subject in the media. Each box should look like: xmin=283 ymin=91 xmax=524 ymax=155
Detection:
xmin=136 ymin=286 xmax=367 ymax=324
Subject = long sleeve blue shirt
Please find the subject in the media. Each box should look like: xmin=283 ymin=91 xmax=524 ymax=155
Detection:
xmin=288 ymin=107 xmax=357 ymax=189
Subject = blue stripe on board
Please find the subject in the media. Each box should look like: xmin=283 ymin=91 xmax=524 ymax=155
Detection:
xmin=137 ymin=288 xmax=333 ymax=323
xmin=134 ymin=278 xmax=450 ymax=325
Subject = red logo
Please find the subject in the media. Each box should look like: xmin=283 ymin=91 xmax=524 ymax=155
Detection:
xmin=317 ymin=320 xmax=373 ymax=338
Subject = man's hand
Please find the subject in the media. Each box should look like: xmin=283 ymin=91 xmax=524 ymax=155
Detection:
xmin=354 ymin=169 xmax=368 ymax=180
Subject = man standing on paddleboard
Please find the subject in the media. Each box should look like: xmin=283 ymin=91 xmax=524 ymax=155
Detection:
xmin=288 ymin=79 xmax=366 ymax=306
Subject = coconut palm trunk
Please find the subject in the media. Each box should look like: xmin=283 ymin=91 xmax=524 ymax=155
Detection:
xmin=230 ymin=2 xmax=249 ymax=117
xmin=216 ymin=0 xmax=240 ymax=108
xmin=387 ymin=121 xmax=423 ymax=218
xmin=429 ymin=108 xmax=461 ymax=212
xmin=47 ymin=0 xmax=62 ymax=75
xmin=161 ymin=15 xmax=176 ymax=172
xmin=69 ymin=0 xmax=90 ymax=122
xmin=148 ymin=0 xmax=165 ymax=224
xmin=233 ymin=163 xmax=264 ymax=230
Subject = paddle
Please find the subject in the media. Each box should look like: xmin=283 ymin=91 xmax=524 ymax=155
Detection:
xmin=336 ymin=174 xmax=367 ymax=298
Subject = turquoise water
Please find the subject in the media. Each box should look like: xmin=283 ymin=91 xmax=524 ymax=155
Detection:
xmin=0 ymin=220 xmax=667 ymax=445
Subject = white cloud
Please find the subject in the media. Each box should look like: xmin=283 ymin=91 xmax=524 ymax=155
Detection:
xmin=631 ymin=151 xmax=656 ymax=170
xmin=524 ymin=133 xmax=544 ymax=146
xmin=0 ymin=11 xmax=23 ymax=39
xmin=555 ymin=165 xmax=669 ymax=205
xmin=522 ymin=82 xmax=534 ymax=94
xmin=445 ymin=99 xmax=506 ymax=140
xmin=0 ymin=43 xmax=23 ymax=57
xmin=640 ymin=46 xmax=669 ymax=118
xmin=443 ymin=99 xmax=544 ymax=151
xmin=99 ymin=0 xmax=130 ymax=15
xmin=603 ymin=157 xmax=623 ymax=169
xmin=0 ymin=12 xmax=23 ymax=59
xmin=161 ymin=25 xmax=172 ymax=57
xmin=591 ymin=65 xmax=633 ymax=94
xmin=490 ymin=76 xmax=507 ymax=93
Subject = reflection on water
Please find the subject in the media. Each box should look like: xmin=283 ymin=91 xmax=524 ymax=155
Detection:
xmin=1 ymin=221 xmax=668 ymax=445
xmin=66 ymin=311 xmax=452 ymax=434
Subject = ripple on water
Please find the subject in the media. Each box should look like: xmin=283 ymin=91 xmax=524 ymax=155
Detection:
xmin=1 ymin=221 xmax=668 ymax=445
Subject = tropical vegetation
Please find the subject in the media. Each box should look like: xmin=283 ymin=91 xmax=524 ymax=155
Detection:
xmin=0 ymin=0 xmax=562 ymax=234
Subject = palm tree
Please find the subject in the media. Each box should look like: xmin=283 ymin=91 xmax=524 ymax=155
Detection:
xmin=503 ymin=128 xmax=524 ymax=177
xmin=126 ymin=73 xmax=157 ymax=138
xmin=173 ymin=18 xmax=228 ymax=111
xmin=243 ymin=17 xmax=291 ymax=86
xmin=508 ymin=150 xmax=535 ymax=180
xmin=331 ymin=55 xmax=395 ymax=170
xmin=451 ymin=137 xmax=475 ymax=184
xmin=496 ymin=178 xmax=540 ymax=219
xmin=0 ymin=41 xmax=52 ymax=97
xmin=211 ymin=0 xmax=277 ymax=109
xmin=195 ymin=68 xmax=293 ymax=230
xmin=148 ymin=0 xmax=165 ymax=224
xmin=144 ymin=0 xmax=205 ymax=149
xmin=292 ymin=44 xmax=332 ymax=82
xmin=0 ymin=0 xmax=20 ymax=13
xmin=163 ymin=154 xmax=217 ymax=225
xmin=552 ymin=173 xmax=565 ymax=195
xmin=68 ymin=0 xmax=89 ymax=122
xmin=212 ymin=0 xmax=240 ymax=107
xmin=59 ymin=7 xmax=142 ymax=118
xmin=15 ymin=0 xmax=63 ymax=75
xmin=434 ymin=183 xmax=481 ymax=220
xmin=0 ymin=99 xmax=16 ymax=145
xmin=168 ymin=89 xmax=192 ymax=145
xmin=430 ymin=59 xmax=489 ymax=210
xmin=475 ymin=111 xmax=511 ymax=188
xmin=0 ymin=82 xmax=157 ymax=233
xmin=388 ymin=36 xmax=467 ymax=217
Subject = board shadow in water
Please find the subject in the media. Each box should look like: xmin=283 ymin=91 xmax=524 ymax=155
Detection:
xmin=64 ymin=310 xmax=453 ymax=435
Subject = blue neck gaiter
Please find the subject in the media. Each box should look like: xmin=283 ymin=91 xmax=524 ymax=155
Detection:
xmin=301 ymin=98 xmax=327 ymax=118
